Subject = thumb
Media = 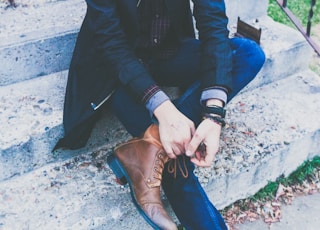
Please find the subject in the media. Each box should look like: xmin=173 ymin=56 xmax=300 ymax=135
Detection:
xmin=186 ymin=133 xmax=202 ymax=157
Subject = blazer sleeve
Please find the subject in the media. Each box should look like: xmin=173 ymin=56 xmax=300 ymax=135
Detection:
xmin=192 ymin=0 xmax=233 ymax=94
xmin=85 ymin=0 xmax=156 ymax=99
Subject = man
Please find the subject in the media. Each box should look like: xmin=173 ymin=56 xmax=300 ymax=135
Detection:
xmin=55 ymin=0 xmax=265 ymax=229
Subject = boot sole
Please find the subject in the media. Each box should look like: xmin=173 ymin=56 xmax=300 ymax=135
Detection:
xmin=107 ymin=152 xmax=162 ymax=230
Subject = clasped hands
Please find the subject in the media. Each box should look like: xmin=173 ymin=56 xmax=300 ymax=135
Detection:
xmin=154 ymin=100 xmax=222 ymax=167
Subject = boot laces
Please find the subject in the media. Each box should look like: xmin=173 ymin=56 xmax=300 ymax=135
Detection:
xmin=167 ymin=156 xmax=188 ymax=179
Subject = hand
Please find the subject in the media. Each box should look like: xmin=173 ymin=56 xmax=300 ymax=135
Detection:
xmin=154 ymin=100 xmax=195 ymax=159
xmin=186 ymin=118 xmax=222 ymax=167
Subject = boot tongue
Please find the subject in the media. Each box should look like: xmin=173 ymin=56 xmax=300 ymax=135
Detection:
xmin=143 ymin=124 xmax=162 ymax=148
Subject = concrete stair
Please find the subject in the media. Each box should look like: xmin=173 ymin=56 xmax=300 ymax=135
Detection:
xmin=1 ymin=0 xmax=320 ymax=229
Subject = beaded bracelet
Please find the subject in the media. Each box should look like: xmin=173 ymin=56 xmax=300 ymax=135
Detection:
xmin=202 ymin=113 xmax=226 ymax=127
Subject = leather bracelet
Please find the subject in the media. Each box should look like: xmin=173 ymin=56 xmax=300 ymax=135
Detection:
xmin=203 ymin=114 xmax=226 ymax=127
xmin=203 ymin=105 xmax=226 ymax=118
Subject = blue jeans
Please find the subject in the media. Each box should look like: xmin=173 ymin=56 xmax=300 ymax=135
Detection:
xmin=111 ymin=38 xmax=265 ymax=229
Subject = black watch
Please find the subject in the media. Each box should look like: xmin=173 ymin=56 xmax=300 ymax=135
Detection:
xmin=204 ymin=105 xmax=226 ymax=118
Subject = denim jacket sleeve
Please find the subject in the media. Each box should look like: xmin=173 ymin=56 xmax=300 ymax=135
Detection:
xmin=85 ymin=0 xmax=157 ymax=100
xmin=192 ymin=0 xmax=233 ymax=94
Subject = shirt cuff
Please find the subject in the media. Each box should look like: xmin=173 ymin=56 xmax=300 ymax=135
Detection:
xmin=201 ymin=89 xmax=227 ymax=106
xmin=146 ymin=90 xmax=170 ymax=115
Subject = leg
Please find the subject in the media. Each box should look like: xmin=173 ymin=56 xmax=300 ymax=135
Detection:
xmin=111 ymin=45 xmax=226 ymax=229
xmin=111 ymin=86 xmax=152 ymax=137
xmin=160 ymin=38 xmax=265 ymax=229
xmin=111 ymin=90 xmax=178 ymax=230
xmin=148 ymin=40 xmax=227 ymax=229
xmin=228 ymin=37 xmax=266 ymax=101
xmin=111 ymin=38 xmax=202 ymax=135
xmin=170 ymin=37 xmax=266 ymax=123
xmin=111 ymin=37 xmax=265 ymax=138
xmin=111 ymin=37 xmax=265 ymax=229
xmin=163 ymin=156 xmax=227 ymax=229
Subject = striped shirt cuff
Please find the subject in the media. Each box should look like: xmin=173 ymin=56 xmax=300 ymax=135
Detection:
xmin=146 ymin=90 xmax=170 ymax=115
xmin=142 ymin=84 xmax=162 ymax=104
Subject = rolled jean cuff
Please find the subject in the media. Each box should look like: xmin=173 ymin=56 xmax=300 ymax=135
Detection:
xmin=200 ymin=89 xmax=227 ymax=106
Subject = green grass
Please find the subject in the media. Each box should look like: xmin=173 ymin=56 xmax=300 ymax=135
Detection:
xmin=221 ymin=156 xmax=320 ymax=219
xmin=268 ymin=0 xmax=320 ymax=27
xmin=250 ymin=156 xmax=320 ymax=202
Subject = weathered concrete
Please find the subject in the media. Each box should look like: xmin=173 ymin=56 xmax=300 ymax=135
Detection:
xmin=1 ymin=70 xmax=319 ymax=229
xmin=236 ymin=193 xmax=320 ymax=230
xmin=206 ymin=70 xmax=320 ymax=208
xmin=0 ymin=71 xmax=130 ymax=181
xmin=225 ymin=0 xmax=268 ymax=25
xmin=0 ymin=16 xmax=313 ymax=181
xmin=0 ymin=0 xmax=86 ymax=85
xmin=1 ymin=0 xmax=320 ymax=228
xmin=241 ymin=16 xmax=313 ymax=91
xmin=0 ymin=0 xmax=268 ymax=86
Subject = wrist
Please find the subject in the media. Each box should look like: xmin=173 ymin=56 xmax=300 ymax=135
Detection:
xmin=206 ymin=98 xmax=224 ymax=107
xmin=146 ymin=91 xmax=170 ymax=116
xmin=203 ymin=104 xmax=226 ymax=118
xmin=202 ymin=113 xmax=226 ymax=127
xmin=153 ymin=100 xmax=175 ymax=121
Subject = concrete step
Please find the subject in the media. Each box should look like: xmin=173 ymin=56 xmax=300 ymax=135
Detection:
xmin=230 ymin=15 xmax=314 ymax=91
xmin=0 ymin=0 xmax=86 ymax=86
xmin=1 ymin=0 xmax=319 ymax=228
xmin=0 ymin=70 xmax=131 ymax=181
xmin=207 ymin=70 xmax=320 ymax=208
xmin=0 ymin=15 xmax=314 ymax=181
xmin=1 ymin=69 xmax=319 ymax=229
xmin=0 ymin=0 xmax=292 ymax=86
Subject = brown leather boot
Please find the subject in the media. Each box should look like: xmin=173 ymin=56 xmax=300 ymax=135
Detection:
xmin=107 ymin=124 xmax=177 ymax=230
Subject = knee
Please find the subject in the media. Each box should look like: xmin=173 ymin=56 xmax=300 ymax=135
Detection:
xmin=231 ymin=37 xmax=266 ymax=73
xmin=252 ymin=41 xmax=266 ymax=70
xmin=244 ymin=39 xmax=266 ymax=70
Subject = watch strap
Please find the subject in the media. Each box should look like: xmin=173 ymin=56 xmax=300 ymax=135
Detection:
xmin=204 ymin=105 xmax=226 ymax=118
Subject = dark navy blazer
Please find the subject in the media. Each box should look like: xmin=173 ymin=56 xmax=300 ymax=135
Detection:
xmin=57 ymin=0 xmax=232 ymax=149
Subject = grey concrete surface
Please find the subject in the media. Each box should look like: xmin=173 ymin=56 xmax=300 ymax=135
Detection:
xmin=236 ymin=193 xmax=320 ymax=230
xmin=0 ymin=0 xmax=86 ymax=86
xmin=1 ymin=0 xmax=320 ymax=229
xmin=0 ymin=0 xmax=269 ymax=86
xmin=204 ymin=70 xmax=320 ymax=209
xmin=1 ymin=70 xmax=320 ymax=229
xmin=0 ymin=71 xmax=131 ymax=181
xmin=0 ymin=16 xmax=313 ymax=181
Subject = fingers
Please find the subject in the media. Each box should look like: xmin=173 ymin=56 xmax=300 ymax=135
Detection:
xmin=189 ymin=139 xmax=219 ymax=167
xmin=162 ymin=142 xmax=177 ymax=159
xmin=186 ymin=119 xmax=221 ymax=167
xmin=186 ymin=131 xmax=203 ymax=157
xmin=190 ymin=150 xmax=216 ymax=167
xmin=189 ymin=120 xmax=196 ymax=135
xmin=162 ymin=140 xmax=187 ymax=159
xmin=184 ymin=122 xmax=196 ymax=152
xmin=161 ymin=123 xmax=194 ymax=158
